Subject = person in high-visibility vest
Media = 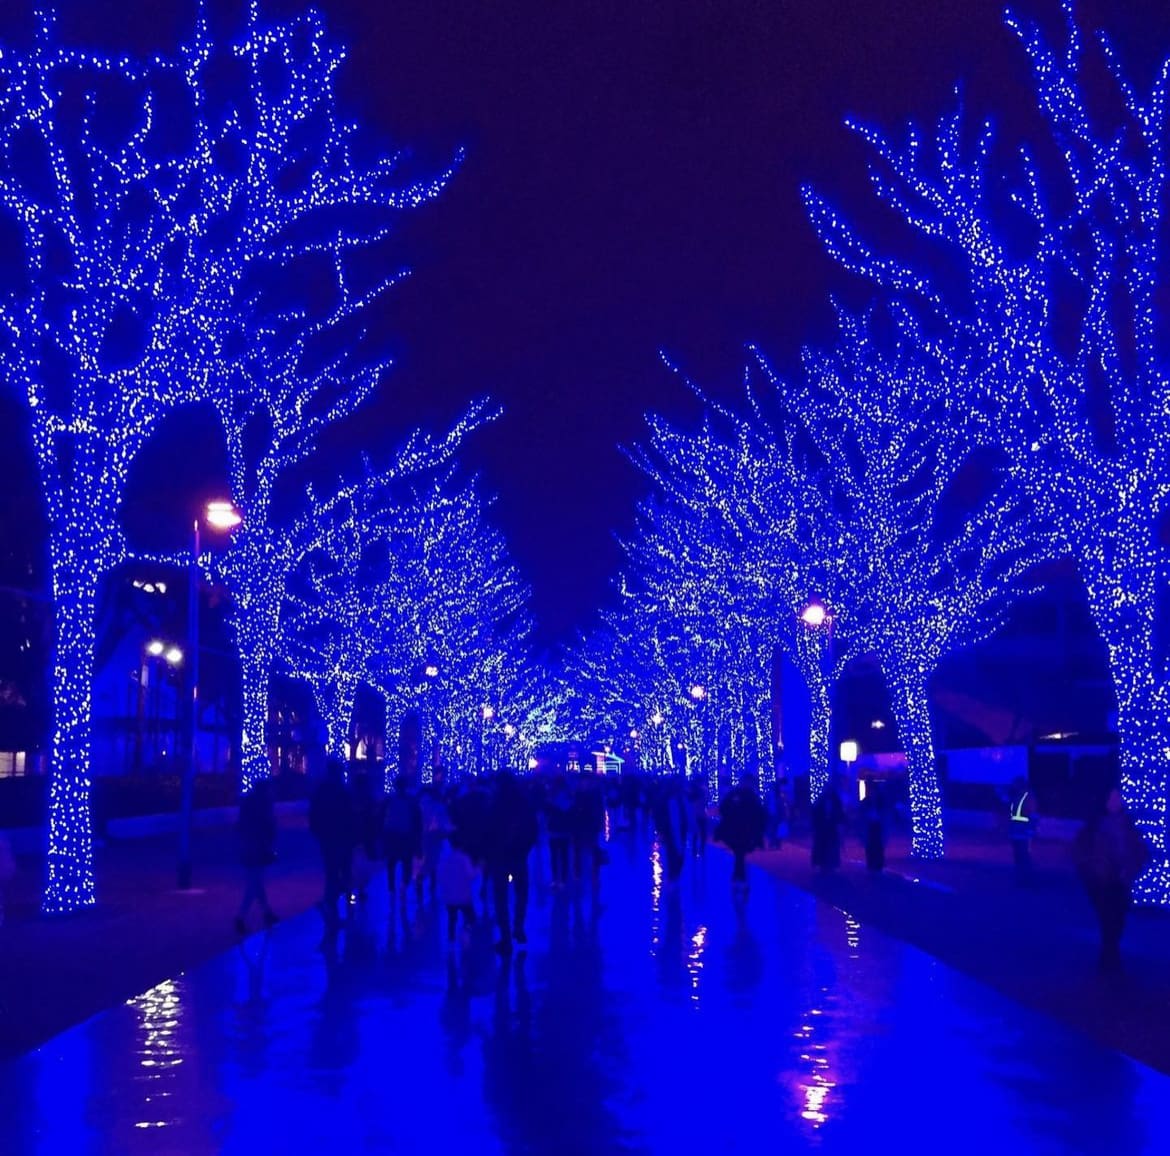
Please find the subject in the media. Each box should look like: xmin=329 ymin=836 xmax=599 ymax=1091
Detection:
xmin=1008 ymin=778 xmax=1038 ymax=883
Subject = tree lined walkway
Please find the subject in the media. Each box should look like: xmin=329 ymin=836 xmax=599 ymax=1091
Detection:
xmin=751 ymin=827 xmax=1170 ymax=1075
xmin=0 ymin=813 xmax=322 ymax=1062
xmin=3 ymin=825 xmax=1170 ymax=1154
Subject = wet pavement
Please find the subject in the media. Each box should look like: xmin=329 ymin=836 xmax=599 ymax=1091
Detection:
xmin=3 ymin=827 xmax=1170 ymax=1155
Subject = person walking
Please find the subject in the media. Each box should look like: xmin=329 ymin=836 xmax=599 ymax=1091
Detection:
xmin=350 ymin=770 xmax=384 ymax=901
xmin=570 ymin=770 xmax=606 ymax=895
xmin=310 ymin=757 xmax=355 ymax=928
xmin=419 ymin=785 xmax=450 ymax=901
xmin=487 ymin=773 xmax=538 ymax=954
xmin=450 ymin=780 xmax=492 ymax=904
xmin=1008 ymin=777 xmax=1038 ymax=884
xmin=546 ymin=775 xmax=573 ymax=889
xmin=859 ymin=780 xmax=887 ymax=872
xmin=1073 ymin=787 xmax=1148 ymax=974
xmin=716 ymin=783 xmax=768 ymax=898
xmin=811 ymin=774 xmax=845 ymax=873
xmin=236 ymin=779 xmax=278 ymax=934
xmin=383 ymin=774 xmax=423 ymax=904
xmin=768 ymin=778 xmax=790 ymax=848
xmin=653 ymin=779 xmax=690 ymax=890
xmin=688 ymin=779 xmax=709 ymax=856
xmin=437 ymin=832 xmax=478 ymax=946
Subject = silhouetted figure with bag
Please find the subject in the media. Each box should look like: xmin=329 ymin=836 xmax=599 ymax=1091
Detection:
xmin=488 ymin=774 xmax=538 ymax=954
xmin=717 ymin=783 xmax=768 ymax=898
xmin=811 ymin=774 xmax=845 ymax=873
xmin=236 ymin=780 xmax=278 ymax=934
xmin=310 ymin=757 xmax=355 ymax=928
xmin=1073 ymin=788 xmax=1148 ymax=974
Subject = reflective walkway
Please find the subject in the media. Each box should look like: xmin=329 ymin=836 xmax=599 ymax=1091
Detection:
xmin=4 ymin=826 xmax=1170 ymax=1154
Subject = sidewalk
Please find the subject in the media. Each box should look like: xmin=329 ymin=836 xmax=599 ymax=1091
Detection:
xmin=750 ymin=824 xmax=1170 ymax=1074
xmin=5 ymin=826 xmax=1169 ymax=1154
xmin=0 ymin=814 xmax=324 ymax=1061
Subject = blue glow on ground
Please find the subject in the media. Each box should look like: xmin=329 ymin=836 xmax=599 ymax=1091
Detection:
xmin=3 ymin=831 xmax=1170 ymax=1153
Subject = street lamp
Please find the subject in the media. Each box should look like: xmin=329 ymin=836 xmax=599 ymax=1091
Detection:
xmin=478 ymin=704 xmax=495 ymax=774
xmin=799 ymin=600 xmax=829 ymax=629
xmin=179 ymin=498 xmax=242 ymax=891
xmin=689 ymin=683 xmax=710 ymax=786
xmin=416 ymin=661 xmax=441 ymax=782
xmin=840 ymin=740 xmax=859 ymax=793
xmin=140 ymin=640 xmax=181 ymax=774
xmin=204 ymin=500 xmax=243 ymax=532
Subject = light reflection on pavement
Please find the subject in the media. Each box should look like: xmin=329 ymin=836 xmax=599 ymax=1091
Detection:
xmin=3 ymin=825 xmax=1169 ymax=1154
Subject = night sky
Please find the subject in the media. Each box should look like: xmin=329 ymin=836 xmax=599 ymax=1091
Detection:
xmin=4 ymin=0 xmax=1169 ymax=645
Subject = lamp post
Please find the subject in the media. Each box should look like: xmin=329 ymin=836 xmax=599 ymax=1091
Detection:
xmin=480 ymin=703 xmax=494 ymax=775
xmin=178 ymin=499 xmax=242 ymax=890
xmin=799 ymin=597 xmax=836 ymax=803
xmin=689 ymin=683 xmax=707 ymax=784
xmin=141 ymin=640 xmax=182 ymax=773
xmin=417 ymin=662 xmax=440 ymax=783
xmin=649 ymin=709 xmax=665 ymax=774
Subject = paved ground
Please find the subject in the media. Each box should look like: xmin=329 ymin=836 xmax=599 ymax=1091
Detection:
xmin=0 ymin=813 xmax=324 ymax=1061
xmin=752 ymin=825 xmax=1170 ymax=1074
xmin=3 ymin=824 xmax=1170 ymax=1154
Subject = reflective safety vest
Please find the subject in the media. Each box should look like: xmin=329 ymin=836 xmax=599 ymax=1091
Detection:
xmin=1010 ymin=791 xmax=1033 ymax=834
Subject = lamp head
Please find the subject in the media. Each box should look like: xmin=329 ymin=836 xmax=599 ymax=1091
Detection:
xmin=204 ymin=500 xmax=243 ymax=531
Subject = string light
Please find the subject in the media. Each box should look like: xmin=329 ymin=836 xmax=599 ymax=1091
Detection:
xmin=804 ymin=2 xmax=1170 ymax=894
xmin=570 ymin=393 xmax=844 ymax=801
xmin=280 ymin=472 xmax=539 ymax=788
xmin=0 ymin=4 xmax=458 ymax=911
xmin=755 ymin=309 xmax=1048 ymax=859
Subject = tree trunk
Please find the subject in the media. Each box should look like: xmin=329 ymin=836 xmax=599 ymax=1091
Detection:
xmin=311 ymin=677 xmax=356 ymax=765
xmin=1109 ymin=647 xmax=1170 ymax=905
xmin=238 ymin=643 xmax=274 ymax=794
xmin=1082 ymin=566 xmax=1170 ymax=905
xmin=43 ymin=574 xmax=100 ymax=914
xmin=808 ymin=675 xmax=831 ymax=804
xmin=883 ymin=662 xmax=944 ymax=860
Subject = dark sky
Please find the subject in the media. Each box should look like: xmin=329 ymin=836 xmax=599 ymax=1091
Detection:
xmin=5 ymin=0 xmax=1169 ymax=644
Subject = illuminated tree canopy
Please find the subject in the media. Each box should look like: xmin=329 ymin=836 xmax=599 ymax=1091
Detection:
xmin=755 ymin=308 xmax=1049 ymax=856
xmin=805 ymin=2 xmax=1170 ymax=895
xmin=0 ymin=3 xmax=456 ymax=911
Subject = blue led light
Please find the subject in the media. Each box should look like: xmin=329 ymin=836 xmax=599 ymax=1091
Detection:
xmin=802 ymin=2 xmax=1170 ymax=893
xmin=0 ymin=4 xmax=457 ymax=912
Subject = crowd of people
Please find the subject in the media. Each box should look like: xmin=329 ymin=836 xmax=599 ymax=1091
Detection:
xmin=234 ymin=758 xmax=1150 ymax=976
xmin=234 ymin=762 xmax=781 ymax=949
